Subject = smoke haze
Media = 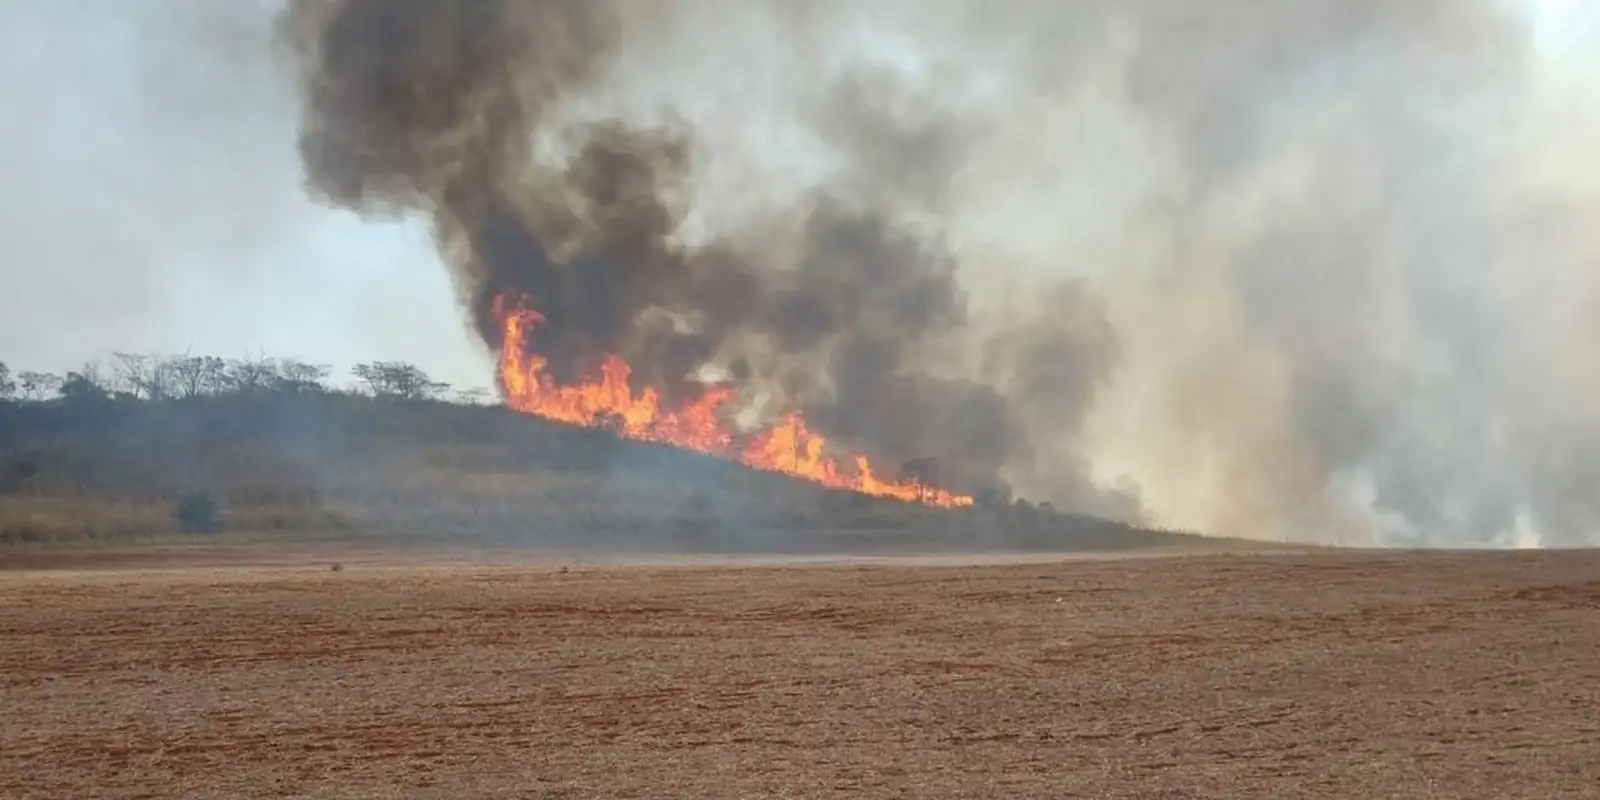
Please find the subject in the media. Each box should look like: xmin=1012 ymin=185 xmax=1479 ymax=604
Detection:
xmin=0 ymin=0 xmax=490 ymax=388
xmin=7 ymin=0 xmax=1598 ymax=546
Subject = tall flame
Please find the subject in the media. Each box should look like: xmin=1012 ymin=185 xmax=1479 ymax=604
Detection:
xmin=493 ymin=294 xmax=975 ymax=508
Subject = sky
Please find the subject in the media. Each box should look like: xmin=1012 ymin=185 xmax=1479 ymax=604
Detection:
xmin=0 ymin=1 xmax=491 ymax=389
xmin=1 ymin=0 xmax=1598 ymax=545
xmin=0 ymin=0 xmax=1591 ymax=390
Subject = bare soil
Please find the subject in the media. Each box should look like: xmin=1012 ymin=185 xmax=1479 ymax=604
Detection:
xmin=2 ymin=548 xmax=1597 ymax=798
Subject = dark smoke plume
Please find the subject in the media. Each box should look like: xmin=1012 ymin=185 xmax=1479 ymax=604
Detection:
xmin=282 ymin=0 xmax=1600 ymax=546
xmin=279 ymin=0 xmax=1112 ymax=503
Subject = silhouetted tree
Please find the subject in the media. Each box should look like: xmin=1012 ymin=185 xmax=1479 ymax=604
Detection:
xmin=454 ymin=387 xmax=491 ymax=406
xmin=58 ymin=370 xmax=109 ymax=405
xmin=223 ymin=353 xmax=280 ymax=395
xmin=351 ymin=361 xmax=448 ymax=400
xmin=273 ymin=359 xmax=331 ymax=394
xmin=166 ymin=355 xmax=228 ymax=398
xmin=15 ymin=371 xmax=59 ymax=402
xmin=70 ymin=360 xmax=109 ymax=393
xmin=110 ymin=352 xmax=176 ymax=400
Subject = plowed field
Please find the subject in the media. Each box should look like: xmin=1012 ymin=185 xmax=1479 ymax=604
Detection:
xmin=3 ymin=549 xmax=1598 ymax=798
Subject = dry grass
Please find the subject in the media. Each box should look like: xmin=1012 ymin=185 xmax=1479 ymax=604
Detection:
xmin=0 ymin=496 xmax=350 ymax=544
xmin=1 ymin=393 xmax=1209 ymax=551
xmin=2 ymin=548 xmax=1597 ymax=798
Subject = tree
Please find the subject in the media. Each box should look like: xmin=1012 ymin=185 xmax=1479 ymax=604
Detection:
xmin=273 ymin=359 xmax=331 ymax=394
xmin=110 ymin=352 xmax=175 ymax=400
xmin=65 ymin=360 xmax=110 ymax=396
xmin=72 ymin=360 xmax=107 ymax=394
xmin=16 ymin=371 xmax=61 ymax=402
xmin=223 ymin=352 xmax=280 ymax=395
xmin=351 ymin=361 xmax=449 ymax=400
xmin=454 ymin=387 xmax=491 ymax=406
xmin=166 ymin=355 xmax=228 ymax=398
xmin=0 ymin=362 xmax=14 ymax=400
xmin=58 ymin=370 xmax=109 ymax=405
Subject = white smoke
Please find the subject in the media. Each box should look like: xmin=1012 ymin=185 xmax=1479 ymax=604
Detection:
xmin=570 ymin=0 xmax=1600 ymax=546
xmin=8 ymin=0 xmax=1599 ymax=547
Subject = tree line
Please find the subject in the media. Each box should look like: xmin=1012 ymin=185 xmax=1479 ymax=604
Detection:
xmin=0 ymin=353 xmax=492 ymax=406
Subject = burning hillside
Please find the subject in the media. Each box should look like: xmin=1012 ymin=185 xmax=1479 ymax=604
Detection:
xmin=493 ymin=294 xmax=974 ymax=507
xmin=277 ymin=0 xmax=1077 ymax=512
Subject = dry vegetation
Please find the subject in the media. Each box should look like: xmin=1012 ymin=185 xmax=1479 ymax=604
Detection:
xmin=0 ymin=384 xmax=1201 ymax=553
xmin=8 ymin=360 xmax=1592 ymax=797
xmin=2 ymin=549 xmax=1597 ymax=798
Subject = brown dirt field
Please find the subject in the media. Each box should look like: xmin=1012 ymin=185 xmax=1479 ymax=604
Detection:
xmin=2 ymin=549 xmax=1598 ymax=799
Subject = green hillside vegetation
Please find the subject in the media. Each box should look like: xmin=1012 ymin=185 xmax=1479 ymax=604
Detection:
xmin=0 ymin=354 xmax=1203 ymax=552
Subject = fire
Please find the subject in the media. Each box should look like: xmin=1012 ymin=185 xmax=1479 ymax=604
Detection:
xmin=493 ymin=295 xmax=975 ymax=508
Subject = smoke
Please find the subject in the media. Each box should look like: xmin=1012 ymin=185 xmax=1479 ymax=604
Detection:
xmin=278 ymin=0 xmax=1086 ymax=504
xmin=280 ymin=0 xmax=1600 ymax=545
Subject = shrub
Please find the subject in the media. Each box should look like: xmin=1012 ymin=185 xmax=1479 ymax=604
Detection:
xmin=172 ymin=490 xmax=222 ymax=534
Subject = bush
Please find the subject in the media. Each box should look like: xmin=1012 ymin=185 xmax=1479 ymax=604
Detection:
xmin=172 ymin=490 xmax=222 ymax=534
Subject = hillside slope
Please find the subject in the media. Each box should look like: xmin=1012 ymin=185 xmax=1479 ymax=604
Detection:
xmin=0 ymin=392 xmax=1202 ymax=552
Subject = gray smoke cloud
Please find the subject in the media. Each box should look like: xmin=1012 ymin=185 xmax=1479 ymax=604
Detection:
xmin=277 ymin=0 xmax=1105 ymax=504
xmin=271 ymin=0 xmax=1598 ymax=545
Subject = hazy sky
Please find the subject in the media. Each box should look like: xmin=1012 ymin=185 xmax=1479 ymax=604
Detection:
xmin=0 ymin=0 xmax=490 ymax=388
xmin=0 ymin=0 xmax=1590 ymax=390
xmin=2 ymin=0 xmax=1598 ymax=545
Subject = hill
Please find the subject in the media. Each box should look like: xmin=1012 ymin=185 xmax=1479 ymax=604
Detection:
xmin=0 ymin=384 xmax=1207 ymax=554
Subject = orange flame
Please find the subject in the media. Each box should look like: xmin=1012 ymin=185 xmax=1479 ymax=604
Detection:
xmin=492 ymin=294 xmax=974 ymax=508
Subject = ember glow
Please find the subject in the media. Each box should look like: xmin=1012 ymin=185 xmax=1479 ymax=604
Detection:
xmin=493 ymin=295 xmax=975 ymax=508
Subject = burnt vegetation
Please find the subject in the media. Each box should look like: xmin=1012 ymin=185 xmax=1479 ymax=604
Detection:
xmin=0 ymin=355 xmax=1193 ymax=552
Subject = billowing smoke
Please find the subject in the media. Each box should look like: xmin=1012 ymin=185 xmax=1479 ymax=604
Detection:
xmin=278 ymin=0 xmax=1103 ymax=505
xmin=278 ymin=0 xmax=1600 ymax=545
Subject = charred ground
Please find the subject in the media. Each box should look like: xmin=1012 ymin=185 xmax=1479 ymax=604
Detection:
xmin=0 ymin=356 xmax=1202 ymax=555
